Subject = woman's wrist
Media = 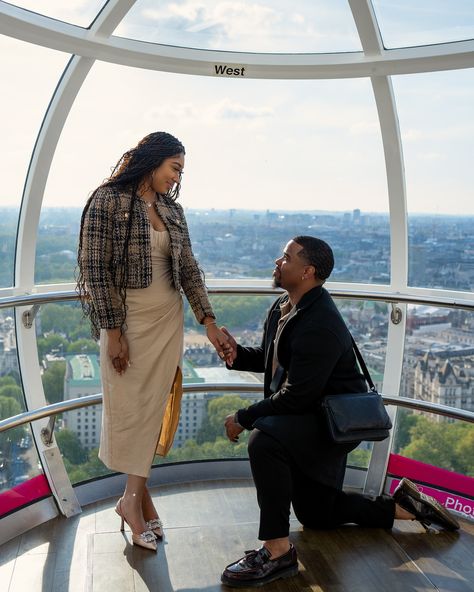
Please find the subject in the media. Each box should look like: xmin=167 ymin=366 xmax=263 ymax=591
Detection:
xmin=203 ymin=317 xmax=217 ymax=329
xmin=106 ymin=327 xmax=122 ymax=339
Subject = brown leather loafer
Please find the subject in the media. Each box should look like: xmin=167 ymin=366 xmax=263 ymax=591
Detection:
xmin=221 ymin=544 xmax=298 ymax=588
xmin=393 ymin=478 xmax=460 ymax=531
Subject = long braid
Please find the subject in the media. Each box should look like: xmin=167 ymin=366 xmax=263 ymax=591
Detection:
xmin=77 ymin=132 xmax=185 ymax=338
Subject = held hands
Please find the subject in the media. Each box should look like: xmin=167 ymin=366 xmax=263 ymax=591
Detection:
xmin=224 ymin=413 xmax=244 ymax=443
xmin=107 ymin=328 xmax=130 ymax=375
xmin=205 ymin=322 xmax=235 ymax=366
xmin=220 ymin=327 xmax=237 ymax=365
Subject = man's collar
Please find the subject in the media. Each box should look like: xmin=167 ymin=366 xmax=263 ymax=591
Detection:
xmin=295 ymin=285 xmax=324 ymax=311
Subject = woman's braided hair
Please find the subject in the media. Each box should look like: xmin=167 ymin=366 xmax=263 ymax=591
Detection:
xmin=76 ymin=132 xmax=185 ymax=338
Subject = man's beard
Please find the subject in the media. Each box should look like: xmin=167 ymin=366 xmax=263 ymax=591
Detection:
xmin=272 ymin=276 xmax=281 ymax=289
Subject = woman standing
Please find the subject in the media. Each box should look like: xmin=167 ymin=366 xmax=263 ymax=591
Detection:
xmin=77 ymin=132 xmax=231 ymax=550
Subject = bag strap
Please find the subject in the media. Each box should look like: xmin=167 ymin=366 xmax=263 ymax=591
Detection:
xmin=350 ymin=335 xmax=377 ymax=392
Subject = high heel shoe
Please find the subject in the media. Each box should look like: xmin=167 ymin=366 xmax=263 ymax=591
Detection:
xmin=115 ymin=498 xmax=157 ymax=551
xmin=146 ymin=517 xmax=163 ymax=540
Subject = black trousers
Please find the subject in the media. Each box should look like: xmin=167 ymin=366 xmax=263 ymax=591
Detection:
xmin=248 ymin=429 xmax=396 ymax=541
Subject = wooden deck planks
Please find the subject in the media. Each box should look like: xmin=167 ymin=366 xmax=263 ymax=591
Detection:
xmin=0 ymin=479 xmax=472 ymax=592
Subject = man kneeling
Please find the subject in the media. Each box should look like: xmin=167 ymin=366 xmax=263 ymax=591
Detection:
xmin=220 ymin=236 xmax=459 ymax=588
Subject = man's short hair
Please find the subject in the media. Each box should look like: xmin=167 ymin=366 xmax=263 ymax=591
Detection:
xmin=293 ymin=236 xmax=334 ymax=280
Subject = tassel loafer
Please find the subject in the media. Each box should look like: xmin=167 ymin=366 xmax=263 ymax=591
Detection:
xmin=221 ymin=544 xmax=298 ymax=588
xmin=393 ymin=478 xmax=460 ymax=532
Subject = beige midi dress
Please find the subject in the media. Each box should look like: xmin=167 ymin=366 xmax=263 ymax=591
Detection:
xmin=99 ymin=227 xmax=184 ymax=477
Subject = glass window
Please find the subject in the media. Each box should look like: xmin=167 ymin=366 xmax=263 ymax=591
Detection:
xmin=41 ymin=62 xmax=389 ymax=284
xmin=9 ymin=1 xmax=106 ymax=28
xmin=35 ymin=302 xmax=109 ymax=484
xmin=401 ymin=304 xmax=474 ymax=413
xmin=398 ymin=303 xmax=474 ymax=503
xmin=0 ymin=36 xmax=67 ymax=288
xmin=372 ymin=0 xmax=474 ymax=48
xmin=116 ymin=0 xmax=362 ymax=53
xmin=0 ymin=308 xmax=48 ymax=515
xmin=392 ymin=70 xmax=474 ymax=291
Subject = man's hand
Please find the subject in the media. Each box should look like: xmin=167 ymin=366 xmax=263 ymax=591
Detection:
xmin=220 ymin=327 xmax=238 ymax=366
xmin=225 ymin=413 xmax=244 ymax=443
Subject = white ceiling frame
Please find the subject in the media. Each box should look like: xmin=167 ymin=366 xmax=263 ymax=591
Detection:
xmin=1 ymin=1 xmax=474 ymax=79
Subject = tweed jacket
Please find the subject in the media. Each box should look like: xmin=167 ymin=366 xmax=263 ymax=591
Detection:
xmin=80 ymin=185 xmax=214 ymax=335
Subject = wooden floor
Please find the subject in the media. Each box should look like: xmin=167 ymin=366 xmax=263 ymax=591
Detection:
xmin=1 ymin=479 xmax=473 ymax=592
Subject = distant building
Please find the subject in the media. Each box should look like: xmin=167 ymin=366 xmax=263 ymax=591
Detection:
xmin=174 ymin=360 xmax=262 ymax=448
xmin=414 ymin=352 xmax=474 ymax=422
xmin=64 ymin=353 xmax=102 ymax=450
xmin=0 ymin=316 xmax=19 ymax=377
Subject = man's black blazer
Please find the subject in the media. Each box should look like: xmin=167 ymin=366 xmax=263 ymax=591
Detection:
xmin=230 ymin=285 xmax=368 ymax=488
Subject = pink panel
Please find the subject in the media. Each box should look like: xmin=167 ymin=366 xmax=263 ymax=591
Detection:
xmin=389 ymin=479 xmax=474 ymax=520
xmin=387 ymin=453 xmax=474 ymax=521
xmin=0 ymin=475 xmax=51 ymax=516
xmin=388 ymin=453 xmax=474 ymax=497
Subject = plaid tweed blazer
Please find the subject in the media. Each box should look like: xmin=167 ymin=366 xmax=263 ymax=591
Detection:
xmin=80 ymin=185 xmax=214 ymax=333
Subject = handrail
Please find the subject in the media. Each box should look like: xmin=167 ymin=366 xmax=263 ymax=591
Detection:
xmin=1 ymin=384 xmax=473 ymax=433
xmin=1 ymin=285 xmax=474 ymax=311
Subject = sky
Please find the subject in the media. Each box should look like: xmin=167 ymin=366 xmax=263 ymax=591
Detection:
xmin=1 ymin=0 xmax=473 ymax=215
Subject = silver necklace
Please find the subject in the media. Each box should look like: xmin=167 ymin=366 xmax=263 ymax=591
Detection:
xmin=145 ymin=199 xmax=157 ymax=209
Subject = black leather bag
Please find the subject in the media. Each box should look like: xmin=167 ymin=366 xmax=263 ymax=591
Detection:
xmin=321 ymin=337 xmax=392 ymax=444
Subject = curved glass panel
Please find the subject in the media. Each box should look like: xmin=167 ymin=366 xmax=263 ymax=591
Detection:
xmin=116 ymin=0 xmax=362 ymax=53
xmin=393 ymin=303 xmax=474 ymax=520
xmin=41 ymin=62 xmax=389 ymax=285
xmin=372 ymin=0 xmax=474 ymax=48
xmin=37 ymin=294 xmax=389 ymax=483
xmin=8 ymin=1 xmax=106 ymax=28
xmin=401 ymin=304 xmax=474 ymax=413
xmin=0 ymin=36 xmax=67 ymax=288
xmin=0 ymin=308 xmax=47 ymax=516
xmin=392 ymin=69 xmax=474 ymax=291
xmin=34 ymin=301 xmax=108 ymax=483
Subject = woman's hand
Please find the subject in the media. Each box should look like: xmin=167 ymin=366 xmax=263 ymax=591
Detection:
xmin=107 ymin=328 xmax=130 ymax=375
xmin=205 ymin=323 xmax=234 ymax=365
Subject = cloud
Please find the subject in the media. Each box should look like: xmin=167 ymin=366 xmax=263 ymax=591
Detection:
xmin=402 ymin=129 xmax=423 ymax=141
xmin=210 ymin=98 xmax=273 ymax=121
xmin=145 ymin=98 xmax=273 ymax=126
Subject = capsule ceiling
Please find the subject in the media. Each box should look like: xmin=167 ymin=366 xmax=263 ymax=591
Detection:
xmin=1 ymin=0 xmax=474 ymax=295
